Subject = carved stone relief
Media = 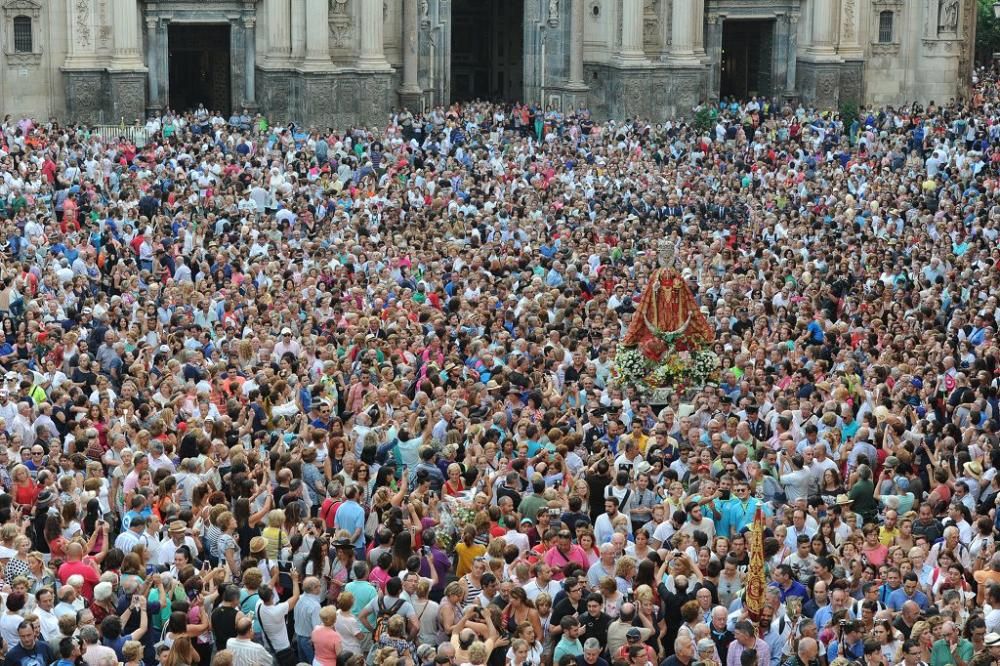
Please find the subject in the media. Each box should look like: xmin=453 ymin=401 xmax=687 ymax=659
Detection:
xmin=841 ymin=0 xmax=855 ymax=41
xmin=76 ymin=0 xmax=92 ymax=47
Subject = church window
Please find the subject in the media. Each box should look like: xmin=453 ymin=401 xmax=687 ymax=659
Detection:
xmin=878 ymin=11 xmax=894 ymax=43
xmin=12 ymin=15 xmax=31 ymax=52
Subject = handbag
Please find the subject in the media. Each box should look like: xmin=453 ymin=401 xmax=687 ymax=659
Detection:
xmin=256 ymin=602 xmax=296 ymax=666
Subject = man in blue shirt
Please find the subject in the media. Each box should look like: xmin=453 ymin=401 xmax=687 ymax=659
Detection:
xmin=4 ymin=620 xmax=53 ymax=666
xmin=770 ymin=564 xmax=809 ymax=603
xmin=724 ymin=481 xmax=770 ymax=537
xmin=333 ymin=485 xmax=367 ymax=560
xmin=886 ymin=573 xmax=930 ymax=611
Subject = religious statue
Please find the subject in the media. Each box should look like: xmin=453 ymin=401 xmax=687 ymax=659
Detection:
xmin=548 ymin=0 xmax=559 ymax=25
xmin=938 ymin=0 xmax=959 ymax=34
xmin=332 ymin=0 xmax=348 ymax=14
xmin=420 ymin=0 xmax=429 ymax=23
xmin=613 ymin=241 xmax=718 ymax=395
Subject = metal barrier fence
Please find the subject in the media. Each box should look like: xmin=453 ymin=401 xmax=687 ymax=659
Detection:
xmin=91 ymin=125 xmax=150 ymax=148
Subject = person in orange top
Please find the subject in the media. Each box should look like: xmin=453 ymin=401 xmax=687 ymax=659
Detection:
xmin=61 ymin=193 xmax=79 ymax=233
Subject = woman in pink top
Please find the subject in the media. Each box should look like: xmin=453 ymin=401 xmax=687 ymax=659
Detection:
xmin=312 ymin=606 xmax=342 ymax=666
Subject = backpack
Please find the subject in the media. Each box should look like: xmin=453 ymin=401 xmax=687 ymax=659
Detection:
xmin=373 ymin=596 xmax=405 ymax=642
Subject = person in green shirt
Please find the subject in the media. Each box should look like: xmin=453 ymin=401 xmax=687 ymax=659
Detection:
xmin=517 ymin=478 xmax=548 ymax=521
xmin=929 ymin=621 xmax=973 ymax=666
xmin=848 ymin=464 xmax=878 ymax=525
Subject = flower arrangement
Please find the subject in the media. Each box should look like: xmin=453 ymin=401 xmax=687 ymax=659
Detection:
xmin=614 ymin=338 xmax=719 ymax=394
xmin=614 ymin=346 xmax=651 ymax=386
xmin=689 ymin=349 xmax=720 ymax=385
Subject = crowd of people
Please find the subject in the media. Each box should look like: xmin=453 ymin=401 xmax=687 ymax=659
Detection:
xmin=0 ymin=72 xmax=999 ymax=666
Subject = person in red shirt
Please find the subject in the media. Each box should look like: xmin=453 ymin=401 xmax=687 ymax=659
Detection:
xmin=57 ymin=542 xmax=101 ymax=601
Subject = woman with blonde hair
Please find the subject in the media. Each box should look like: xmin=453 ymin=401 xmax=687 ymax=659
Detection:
xmin=313 ymin=605 xmax=342 ymax=666
xmin=261 ymin=509 xmax=288 ymax=561
xmin=10 ymin=464 xmax=37 ymax=508
xmin=465 ymin=641 xmax=490 ymax=666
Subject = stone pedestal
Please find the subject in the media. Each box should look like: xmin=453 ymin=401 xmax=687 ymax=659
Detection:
xmin=797 ymin=60 xmax=842 ymax=109
xmin=63 ymin=69 xmax=108 ymax=124
xmin=257 ymin=68 xmax=393 ymax=127
xmin=109 ymin=71 xmax=147 ymax=124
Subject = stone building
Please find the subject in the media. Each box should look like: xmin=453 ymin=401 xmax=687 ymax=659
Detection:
xmin=0 ymin=0 xmax=977 ymax=125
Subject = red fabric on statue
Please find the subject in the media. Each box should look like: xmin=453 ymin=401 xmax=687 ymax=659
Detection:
xmin=622 ymin=268 xmax=715 ymax=351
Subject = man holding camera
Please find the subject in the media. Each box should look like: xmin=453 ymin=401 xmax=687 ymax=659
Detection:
xmin=824 ymin=620 xmax=864 ymax=663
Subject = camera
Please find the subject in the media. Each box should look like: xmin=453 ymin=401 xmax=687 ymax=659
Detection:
xmin=422 ymin=545 xmax=430 ymax=555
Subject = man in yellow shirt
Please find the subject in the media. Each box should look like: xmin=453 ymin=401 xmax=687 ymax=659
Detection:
xmin=879 ymin=508 xmax=900 ymax=546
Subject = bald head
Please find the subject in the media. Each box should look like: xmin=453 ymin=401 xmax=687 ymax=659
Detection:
xmin=798 ymin=637 xmax=818 ymax=660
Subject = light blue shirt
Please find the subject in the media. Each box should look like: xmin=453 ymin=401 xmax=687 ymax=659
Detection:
xmin=293 ymin=593 xmax=322 ymax=637
xmin=334 ymin=499 xmax=366 ymax=547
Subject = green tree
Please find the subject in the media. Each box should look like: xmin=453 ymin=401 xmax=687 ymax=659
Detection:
xmin=977 ymin=0 xmax=1000 ymax=65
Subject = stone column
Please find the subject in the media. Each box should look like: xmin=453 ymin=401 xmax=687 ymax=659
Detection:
xmin=267 ymin=0 xmax=291 ymax=63
xmin=398 ymin=0 xmax=422 ymax=104
xmin=145 ymin=16 xmax=161 ymax=111
xmin=111 ymin=0 xmax=142 ymax=66
xmin=614 ymin=0 xmax=647 ymax=63
xmin=358 ymin=0 xmax=390 ymax=69
xmin=157 ymin=19 xmax=169 ymax=108
xmin=568 ymin=0 xmax=586 ymax=86
xmin=290 ymin=0 xmax=306 ymax=59
xmin=807 ymin=0 xmax=838 ymax=58
xmin=786 ymin=14 xmax=798 ymax=93
xmin=692 ymin=0 xmax=706 ymax=60
xmin=302 ymin=0 xmax=330 ymax=68
xmin=669 ymin=0 xmax=698 ymax=64
xmin=244 ymin=15 xmax=257 ymax=105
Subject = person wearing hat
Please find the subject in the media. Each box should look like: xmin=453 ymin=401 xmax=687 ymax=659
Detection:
xmin=156 ymin=520 xmax=200 ymax=568
xmin=983 ymin=632 xmax=1000 ymax=660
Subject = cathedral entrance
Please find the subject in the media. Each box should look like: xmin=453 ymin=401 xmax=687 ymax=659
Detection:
xmin=450 ymin=0 xmax=524 ymax=102
xmin=167 ymin=23 xmax=232 ymax=115
xmin=720 ymin=19 xmax=775 ymax=100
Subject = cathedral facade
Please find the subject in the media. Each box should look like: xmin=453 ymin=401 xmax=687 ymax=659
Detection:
xmin=1 ymin=0 xmax=977 ymax=126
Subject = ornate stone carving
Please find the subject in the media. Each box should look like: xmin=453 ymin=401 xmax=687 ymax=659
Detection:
xmin=419 ymin=0 xmax=429 ymax=26
xmin=113 ymin=76 xmax=146 ymax=122
xmin=870 ymin=42 xmax=900 ymax=55
xmin=588 ymin=0 xmax=600 ymax=20
xmin=643 ymin=18 xmax=657 ymax=48
xmin=330 ymin=21 xmax=351 ymax=48
xmin=548 ymin=0 xmax=559 ymax=26
xmin=75 ymin=0 xmax=92 ymax=47
xmin=839 ymin=64 xmax=862 ymax=105
xmin=816 ymin=72 xmax=837 ymax=100
xmin=841 ymin=0 xmax=855 ymax=41
xmin=331 ymin=0 xmax=347 ymax=13
xmin=937 ymin=0 xmax=958 ymax=35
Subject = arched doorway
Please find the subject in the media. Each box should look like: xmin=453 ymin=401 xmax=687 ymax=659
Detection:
xmin=450 ymin=0 xmax=523 ymax=101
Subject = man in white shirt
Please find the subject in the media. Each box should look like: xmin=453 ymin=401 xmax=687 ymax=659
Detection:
xmin=257 ymin=571 xmax=300 ymax=657
xmin=523 ymin=563 xmax=561 ymax=602
xmin=34 ymin=588 xmax=59 ymax=641
xmin=156 ymin=520 xmax=201 ymax=568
